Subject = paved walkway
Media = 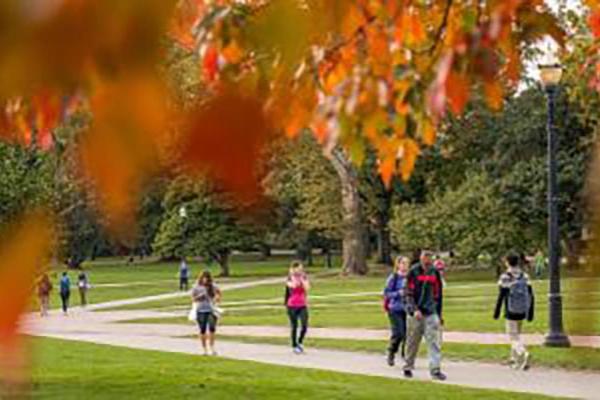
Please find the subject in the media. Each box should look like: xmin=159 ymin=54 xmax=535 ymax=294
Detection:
xmin=84 ymin=276 xmax=285 ymax=311
xmin=21 ymin=309 xmax=600 ymax=399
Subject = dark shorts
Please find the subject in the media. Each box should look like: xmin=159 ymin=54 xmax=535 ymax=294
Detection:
xmin=197 ymin=311 xmax=217 ymax=334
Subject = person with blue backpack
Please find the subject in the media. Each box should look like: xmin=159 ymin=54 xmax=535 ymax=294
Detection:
xmin=59 ymin=272 xmax=71 ymax=315
xmin=494 ymin=253 xmax=535 ymax=370
xmin=383 ymin=256 xmax=409 ymax=367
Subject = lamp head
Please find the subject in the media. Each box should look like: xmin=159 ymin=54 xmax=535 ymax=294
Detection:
xmin=539 ymin=63 xmax=563 ymax=88
xmin=179 ymin=206 xmax=187 ymax=219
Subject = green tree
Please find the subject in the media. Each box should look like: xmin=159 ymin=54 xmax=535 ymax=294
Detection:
xmin=391 ymin=172 xmax=520 ymax=266
xmin=153 ymin=176 xmax=256 ymax=276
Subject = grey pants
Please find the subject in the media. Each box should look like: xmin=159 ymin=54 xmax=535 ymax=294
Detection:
xmin=403 ymin=313 xmax=442 ymax=374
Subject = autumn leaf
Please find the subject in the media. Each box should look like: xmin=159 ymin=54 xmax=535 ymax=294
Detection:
xmin=179 ymin=89 xmax=272 ymax=201
xmin=80 ymin=75 xmax=168 ymax=236
xmin=420 ymin=117 xmax=437 ymax=146
xmin=222 ymin=40 xmax=244 ymax=64
xmin=203 ymin=46 xmax=220 ymax=81
xmin=378 ymin=156 xmax=396 ymax=188
xmin=484 ymin=81 xmax=504 ymax=111
xmin=399 ymin=138 xmax=420 ymax=181
xmin=446 ymin=70 xmax=470 ymax=114
xmin=589 ymin=10 xmax=600 ymax=39
xmin=0 ymin=211 xmax=53 ymax=342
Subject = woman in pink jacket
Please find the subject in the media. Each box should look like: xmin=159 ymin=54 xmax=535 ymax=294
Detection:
xmin=285 ymin=260 xmax=310 ymax=354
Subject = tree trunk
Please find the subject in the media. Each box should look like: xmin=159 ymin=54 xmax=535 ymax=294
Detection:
xmin=259 ymin=244 xmax=271 ymax=260
xmin=377 ymin=221 xmax=393 ymax=266
xmin=328 ymin=149 xmax=368 ymax=275
xmin=217 ymin=251 xmax=231 ymax=277
xmin=324 ymin=244 xmax=333 ymax=269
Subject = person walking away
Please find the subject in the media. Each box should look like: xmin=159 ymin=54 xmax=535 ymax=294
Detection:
xmin=59 ymin=272 xmax=71 ymax=315
xmin=494 ymin=253 xmax=534 ymax=370
xmin=286 ymin=261 xmax=310 ymax=354
xmin=383 ymin=256 xmax=409 ymax=366
xmin=77 ymin=271 xmax=90 ymax=307
xmin=403 ymin=250 xmax=446 ymax=381
xmin=37 ymin=273 xmax=52 ymax=317
xmin=534 ymin=250 xmax=545 ymax=279
xmin=179 ymin=258 xmax=190 ymax=291
xmin=192 ymin=271 xmax=221 ymax=355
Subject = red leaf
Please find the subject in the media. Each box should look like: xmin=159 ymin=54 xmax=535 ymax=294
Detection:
xmin=445 ymin=71 xmax=470 ymax=115
xmin=180 ymin=90 xmax=272 ymax=201
xmin=203 ymin=46 xmax=220 ymax=81
xmin=589 ymin=10 xmax=600 ymax=38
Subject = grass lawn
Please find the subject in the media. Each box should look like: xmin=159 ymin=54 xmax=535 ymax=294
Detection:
xmin=119 ymin=275 xmax=600 ymax=336
xmin=28 ymin=338 xmax=552 ymax=400
xmin=217 ymin=335 xmax=600 ymax=371
xmin=38 ymin=257 xmax=338 ymax=309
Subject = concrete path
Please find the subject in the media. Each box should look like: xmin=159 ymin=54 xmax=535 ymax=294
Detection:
xmin=21 ymin=309 xmax=600 ymax=399
xmin=83 ymin=276 xmax=285 ymax=311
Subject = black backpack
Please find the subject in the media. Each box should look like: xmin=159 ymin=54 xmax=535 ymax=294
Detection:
xmin=508 ymin=274 xmax=531 ymax=315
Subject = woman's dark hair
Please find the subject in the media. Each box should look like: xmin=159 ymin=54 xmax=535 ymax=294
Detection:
xmin=506 ymin=253 xmax=520 ymax=267
xmin=198 ymin=271 xmax=215 ymax=298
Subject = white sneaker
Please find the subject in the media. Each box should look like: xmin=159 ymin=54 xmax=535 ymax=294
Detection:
xmin=519 ymin=352 xmax=530 ymax=371
xmin=202 ymin=348 xmax=209 ymax=356
xmin=211 ymin=348 xmax=218 ymax=356
xmin=297 ymin=344 xmax=305 ymax=353
xmin=293 ymin=346 xmax=302 ymax=354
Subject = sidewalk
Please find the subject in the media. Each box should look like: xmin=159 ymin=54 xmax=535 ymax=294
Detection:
xmin=21 ymin=310 xmax=600 ymax=399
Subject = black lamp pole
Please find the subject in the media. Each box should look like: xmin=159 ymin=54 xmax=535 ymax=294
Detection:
xmin=543 ymin=82 xmax=570 ymax=348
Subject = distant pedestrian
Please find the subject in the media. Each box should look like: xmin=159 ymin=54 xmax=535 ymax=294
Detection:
xmin=434 ymin=255 xmax=447 ymax=287
xmin=403 ymin=250 xmax=446 ymax=381
xmin=383 ymin=256 xmax=409 ymax=367
xmin=179 ymin=258 xmax=190 ymax=291
xmin=59 ymin=272 xmax=71 ymax=315
xmin=37 ymin=273 xmax=52 ymax=317
xmin=494 ymin=253 xmax=534 ymax=370
xmin=534 ymin=250 xmax=545 ymax=279
xmin=285 ymin=261 xmax=310 ymax=354
xmin=77 ymin=271 xmax=90 ymax=307
xmin=192 ymin=271 xmax=221 ymax=356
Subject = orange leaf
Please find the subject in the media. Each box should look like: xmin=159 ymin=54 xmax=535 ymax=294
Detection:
xmin=81 ymin=75 xmax=167 ymax=236
xmin=222 ymin=40 xmax=244 ymax=64
xmin=421 ymin=117 xmax=437 ymax=146
xmin=180 ymin=89 xmax=272 ymax=201
xmin=589 ymin=10 xmax=600 ymax=38
xmin=399 ymin=138 xmax=420 ymax=181
xmin=378 ymin=156 xmax=395 ymax=188
xmin=445 ymin=71 xmax=470 ymax=114
xmin=484 ymin=81 xmax=504 ymax=111
xmin=0 ymin=211 xmax=53 ymax=342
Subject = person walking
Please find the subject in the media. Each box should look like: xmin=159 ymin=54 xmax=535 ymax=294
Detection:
xmin=191 ymin=271 xmax=221 ymax=356
xmin=77 ymin=270 xmax=90 ymax=307
xmin=534 ymin=250 xmax=545 ymax=279
xmin=403 ymin=250 xmax=446 ymax=381
xmin=286 ymin=261 xmax=310 ymax=354
xmin=179 ymin=258 xmax=190 ymax=291
xmin=59 ymin=272 xmax=71 ymax=315
xmin=383 ymin=256 xmax=409 ymax=367
xmin=494 ymin=253 xmax=535 ymax=370
xmin=37 ymin=273 xmax=53 ymax=317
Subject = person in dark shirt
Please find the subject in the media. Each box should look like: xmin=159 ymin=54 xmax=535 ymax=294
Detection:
xmin=494 ymin=253 xmax=534 ymax=370
xmin=402 ymin=250 xmax=446 ymax=381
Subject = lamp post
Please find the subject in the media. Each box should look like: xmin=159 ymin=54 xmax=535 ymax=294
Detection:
xmin=539 ymin=63 xmax=570 ymax=348
xmin=179 ymin=205 xmax=187 ymax=256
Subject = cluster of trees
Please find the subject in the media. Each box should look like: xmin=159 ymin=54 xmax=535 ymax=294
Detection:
xmin=0 ymin=84 xmax=594 ymax=274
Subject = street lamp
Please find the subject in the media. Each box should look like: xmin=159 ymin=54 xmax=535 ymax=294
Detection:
xmin=179 ymin=205 xmax=188 ymax=258
xmin=539 ymin=63 xmax=570 ymax=348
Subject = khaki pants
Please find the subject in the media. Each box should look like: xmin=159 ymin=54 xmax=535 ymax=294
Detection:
xmin=506 ymin=320 xmax=527 ymax=363
xmin=403 ymin=314 xmax=442 ymax=373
